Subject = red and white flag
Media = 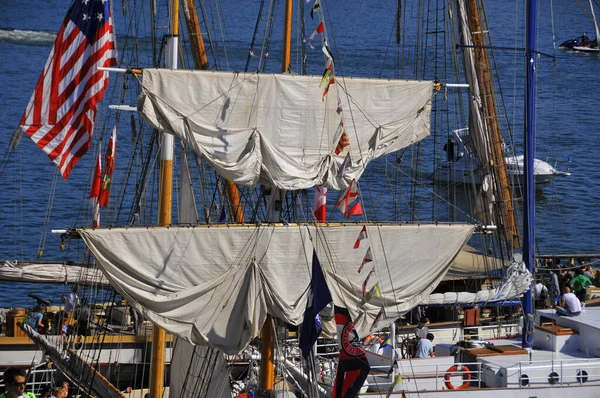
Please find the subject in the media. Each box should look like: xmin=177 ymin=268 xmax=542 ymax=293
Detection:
xmin=90 ymin=152 xmax=102 ymax=228
xmin=99 ymin=126 xmax=116 ymax=207
xmin=19 ymin=0 xmax=117 ymax=179
xmin=346 ymin=201 xmax=363 ymax=218
xmin=335 ymin=179 xmax=359 ymax=215
xmin=313 ymin=185 xmax=327 ymax=222
xmin=338 ymin=151 xmax=352 ymax=178
xmin=354 ymin=225 xmax=368 ymax=249
xmin=357 ymin=247 xmax=373 ymax=273
xmin=361 ymin=267 xmax=375 ymax=296
xmin=370 ymin=308 xmax=385 ymax=332
xmin=308 ymin=21 xmax=325 ymax=49
xmin=334 ymin=121 xmax=350 ymax=155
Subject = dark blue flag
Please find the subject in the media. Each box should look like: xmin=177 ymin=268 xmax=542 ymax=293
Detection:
xmin=219 ymin=206 xmax=227 ymax=222
xmin=299 ymin=250 xmax=333 ymax=359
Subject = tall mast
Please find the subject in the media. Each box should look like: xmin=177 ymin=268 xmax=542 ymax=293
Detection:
xmin=181 ymin=0 xmax=245 ymax=222
xmin=465 ymin=0 xmax=520 ymax=253
xmin=259 ymin=0 xmax=294 ymax=391
xmin=522 ymin=0 xmax=537 ymax=349
xmin=150 ymin=0 xmax=179 ymax=396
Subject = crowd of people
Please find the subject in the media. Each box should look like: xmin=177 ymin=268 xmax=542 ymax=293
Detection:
xmin=535 ymin=257 xmax=596 ymax=317
xmin=25 ymin=285 xmax=93 ymax=337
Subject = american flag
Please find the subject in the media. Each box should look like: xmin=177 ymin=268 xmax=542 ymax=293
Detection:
xmin=20 ymin=0 xmax=117 ymax=179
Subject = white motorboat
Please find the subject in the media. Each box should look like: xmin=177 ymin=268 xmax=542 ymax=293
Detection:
xmin=433 ymin=128 xmax=570 ymax=190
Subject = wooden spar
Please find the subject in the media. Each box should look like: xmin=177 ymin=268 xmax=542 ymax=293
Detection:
xmin=19 ymin=323 xmax=126 ymax=398
xmin=149 ymin=1 xmax=179 ymax=397
xmin=258 ymin=0 xmax=294 ymax=391
xmin=465 ymin=0 xmax=520 ymax=252
xmin=181 ymin=0 xmax=245 ymax=223
xmin=282 ymin=0 xmax=293 ymax=72
xmin=181 ymin=0 xmax=209 ymax=70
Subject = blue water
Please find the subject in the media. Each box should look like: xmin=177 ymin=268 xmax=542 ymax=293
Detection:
xmin=0 ymin=0 xmax=599 ymax=307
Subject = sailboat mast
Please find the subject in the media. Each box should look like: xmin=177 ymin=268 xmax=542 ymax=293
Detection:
xmin=465 ymin=0 xmax=520 ymax=253
xmin=181 ymin=0 xmax=245 ymax=223
xmin=258 ymin=0 xmax=294 ymax=391
xmin=150 ymin=0 xmax=179 ymax=396
xmin=522 ymin=0 xmax=537 ymax=349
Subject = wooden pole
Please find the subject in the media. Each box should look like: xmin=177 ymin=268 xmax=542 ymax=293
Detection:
xmin=465 ymin=0 xmax=520 ymax=251
xmin=181 ymin=0 xmax=245 ymax=223
xmin=150 ymin=1 xmax=179 ymax=397
xmin=281 ymin=0 xmax=293 ymax=72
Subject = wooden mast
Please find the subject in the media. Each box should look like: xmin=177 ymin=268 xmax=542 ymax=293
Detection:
xmin=259 ymin=0 xmax=294 ymax=392
xmin=181 ymin=0 xmax=245 ymax=223
xmin=465 ymin=0 xmax=520 ymax=252
xmin=149 ymin=0 xmax=179 ymax=397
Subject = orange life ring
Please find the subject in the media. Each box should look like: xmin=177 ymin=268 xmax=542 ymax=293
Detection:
xmin=444 ymin=365 xmax=471 ymax=390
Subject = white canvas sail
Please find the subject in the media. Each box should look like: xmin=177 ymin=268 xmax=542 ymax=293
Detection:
xmin=421 ymin=257 xmax=531 ymax=306
xmin=79 ymin=223 xmax=474 ymax=354
xmin=138 ymin=70 xmax=433 ymax=190
xmin=0 ymin=260 xmax=109 ymax=286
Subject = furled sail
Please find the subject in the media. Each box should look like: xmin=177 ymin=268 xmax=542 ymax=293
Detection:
xmin=421 ymin=256 xmax=531 ymax=305
xmin=138 ymin=70 xmax=433 ymax=190
xmin=80 ymin=223 xmax=473 ymax=354
xmin=0 ymin=260 xmax=109 ymax=286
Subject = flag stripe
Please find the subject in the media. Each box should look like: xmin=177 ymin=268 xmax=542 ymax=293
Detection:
xmin=20 ymin=0 xmax=117 ymax=179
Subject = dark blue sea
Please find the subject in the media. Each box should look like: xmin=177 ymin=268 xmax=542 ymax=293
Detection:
xmin=0 ymin=0 xmax=599 ymax=307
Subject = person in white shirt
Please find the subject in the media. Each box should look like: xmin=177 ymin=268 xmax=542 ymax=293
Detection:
xmin=555 ymin=287 xmax=582 ymax=317
xmin=414 ymin=318 xmax=429 ymax=339
xmin=415 ymin=333 xmax=435 ymax=358
xmin=534 ymin=282 xmax=548 ymax=308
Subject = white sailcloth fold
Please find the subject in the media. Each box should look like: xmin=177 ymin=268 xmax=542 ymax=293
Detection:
xmin=138 ymin=70 xmax=433 ymax=190
xmin=420 ymin=258 xmax=532 ymax=306
xmin=80 ymin=223 xmax=473 ymax=354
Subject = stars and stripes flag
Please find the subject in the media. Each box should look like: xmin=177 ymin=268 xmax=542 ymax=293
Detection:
xmin=20 ymin=0 xmax=118 ymax=179
xmin=90 ymin=151 xmax=102 ymax=228
xmin=313 ymin=185 xmax=327 ymax=222
xmin=354 ymin=225 xmax=368 ymax=249
xmin=99 ymin=125 xmax=116 ymax=207
xmin=357 ymin=247 xmax=373 ymax=273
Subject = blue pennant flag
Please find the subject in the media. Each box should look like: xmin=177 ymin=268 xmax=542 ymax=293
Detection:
xmin=299 ymin=250 xmax=333 ymax=359
xmin=219 ymin=206 xmax=227 ymax=222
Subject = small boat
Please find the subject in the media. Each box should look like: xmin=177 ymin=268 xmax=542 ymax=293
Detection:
xmin=432 ymin=128 xmax=570 ymax=191
xmin=559 ymin=33 xmax=599 ymax=52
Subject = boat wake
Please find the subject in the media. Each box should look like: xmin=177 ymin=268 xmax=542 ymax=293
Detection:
xmin=0 ymin=28 xmax=56 ymax=46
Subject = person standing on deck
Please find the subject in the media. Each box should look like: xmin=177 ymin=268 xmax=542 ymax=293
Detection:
xmin=64 ymin=285 xmax=80 ymax=314
xmin=414 ymin=318 xmax=429 ymax=339
xmin=583 ymin=264 xmax=594 ymax=284
xmin=534 ymin=282 xmax=549 ymax=308
xmin=555 ymin=287 xmax=582 ymax=317
xmin=0 ymin=367 xmax=36 ymax=398
xmin=27 ymin=305 xmax=46 ymax=334
xmin=547 ymin=269 xmax=561 ymax=305
xmin=569 ymin=268 xmax=593 ymax=303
